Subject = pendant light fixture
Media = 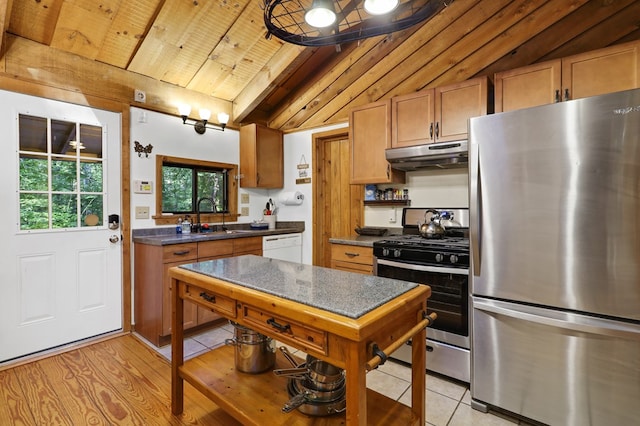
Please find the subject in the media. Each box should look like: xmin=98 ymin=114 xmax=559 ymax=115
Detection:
xmin=264 ymin=0 xmax=452 ymax=47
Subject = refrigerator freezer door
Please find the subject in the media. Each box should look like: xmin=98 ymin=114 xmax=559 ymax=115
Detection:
xmin=472 ymin=298 xmax=640 ymax=426
xmin=469 ymin=88 xmax=640 ymax=320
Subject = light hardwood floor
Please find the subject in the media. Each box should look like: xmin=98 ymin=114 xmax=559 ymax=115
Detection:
xmin=0 ymin=334 xmax=240 ymax=425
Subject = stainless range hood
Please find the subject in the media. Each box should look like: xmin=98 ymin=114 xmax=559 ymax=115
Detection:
xmin=385 ymin=140 xmax=468 ymax=170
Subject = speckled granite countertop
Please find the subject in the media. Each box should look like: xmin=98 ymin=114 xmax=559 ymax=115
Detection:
xmin=179 ymin=255 xmax=420 ymax=319
xmin=133 ymin=221 xmax=304 ymax=246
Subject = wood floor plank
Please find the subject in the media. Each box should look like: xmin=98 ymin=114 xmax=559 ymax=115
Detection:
xmin=59 ymin=348 xmax=150 ymax=425
xmin=0 ymin=369 xmax=35 ymax=425
xmin=38 ymin=356 xmax=108 ymax=425
xmin=13 ymin=361 xmax=75 ymax=425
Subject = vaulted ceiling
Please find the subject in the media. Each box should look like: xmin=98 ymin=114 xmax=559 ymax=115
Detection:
xmin=3 ymin=0 xmax=640 ymax=132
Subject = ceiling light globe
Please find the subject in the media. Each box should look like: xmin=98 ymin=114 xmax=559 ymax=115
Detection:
xmin=305 ymin=0 xmax=336 ymax=28
xmin=364 ymin=0 xmax=398 ymax=15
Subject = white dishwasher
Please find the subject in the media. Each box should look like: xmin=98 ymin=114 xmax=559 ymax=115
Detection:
xmin=262 ymin=233 xmax=302 ymax=262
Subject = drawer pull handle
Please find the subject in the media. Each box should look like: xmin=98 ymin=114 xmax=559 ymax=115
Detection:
xmin=199 ymin=292 xmax=216 ymax=303
xmin=345 ymin=252 xmax=360 ymax=258
xmin=267 ymin=318 xmax=291 ymax=332
xmin=173 ymin=250 xmax=191 ymax=256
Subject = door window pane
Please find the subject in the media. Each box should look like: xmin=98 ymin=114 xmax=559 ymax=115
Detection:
xmin=19 ymin=193 xmax=49 ymax=230
xmin=81 ymin=195 xmax=103 ymax=227
xmin=52 ymin=156 xmax=77 ymax=192
xmin=19 ymin=156 xmax=48 ymax=191
xmin=52 ymin=194 xmax=78 ymax=228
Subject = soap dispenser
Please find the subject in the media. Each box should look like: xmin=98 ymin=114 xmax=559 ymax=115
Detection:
xmin=182 ymin=216 xmax=191 ymax=234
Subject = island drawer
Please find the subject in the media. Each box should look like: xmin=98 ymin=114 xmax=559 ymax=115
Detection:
xmin=182 ymin=284 xmax=237 ymax=318
xmin=240 ymin=305 xmax=327 ymax=355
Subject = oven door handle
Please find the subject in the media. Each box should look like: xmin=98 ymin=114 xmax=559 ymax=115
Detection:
xmin=376 ymin=258 xmax=468 ymax=275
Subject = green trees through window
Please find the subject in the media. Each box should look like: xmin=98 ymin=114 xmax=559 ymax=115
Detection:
xmin=18 ymin=114 xmax=105 ymax=231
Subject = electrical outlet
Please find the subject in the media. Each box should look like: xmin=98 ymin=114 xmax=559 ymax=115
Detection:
xmin=241 ymin=207 xmax=249 ymax=216
xmin=241 ymin=193 xmax=250 ymax=204
xmin=135 ymin=206 xmax=150 ymax=219
xmin=388 ymin=207 xmax=397 ymax=223
xmin=134 ymin=89 xmax=146 ymax=103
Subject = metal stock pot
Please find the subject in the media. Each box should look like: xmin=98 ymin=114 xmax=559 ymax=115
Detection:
xmin=225 ymin=322 xmax=276 ymax=374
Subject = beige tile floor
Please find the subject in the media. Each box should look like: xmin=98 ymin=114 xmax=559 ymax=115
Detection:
xmin=139 ymin=323 xmax=536 ymax=426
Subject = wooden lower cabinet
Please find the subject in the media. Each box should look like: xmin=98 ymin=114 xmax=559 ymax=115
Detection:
xmin=134 ymin=236 xmax=262 ymax=346
xmin=330 ymin=243 xmax=373 ymax=275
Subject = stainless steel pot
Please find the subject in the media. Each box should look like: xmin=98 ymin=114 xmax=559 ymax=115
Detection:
xmin=225 ymin=322 xmax=276 ymax=374
xmin=283 ymin=378 xmax=346 ymax=416
xmin=418 ymin=209 xmax=446 ymax=239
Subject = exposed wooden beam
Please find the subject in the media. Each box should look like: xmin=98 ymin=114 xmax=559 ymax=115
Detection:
xmin=1 ymin=35 xmax=234 ymax=127
xmin=232 ymin=42 xmax=309 ymax=123
xmin=0 ymin=0 xmax=14 ymax=62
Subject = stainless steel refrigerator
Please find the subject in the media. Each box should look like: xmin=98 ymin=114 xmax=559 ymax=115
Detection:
xmin=468 ymin=88 xmax=640 ymax=426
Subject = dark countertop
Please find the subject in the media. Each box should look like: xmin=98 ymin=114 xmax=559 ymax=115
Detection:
xmin=178 ymin=255 xmax=420 ymax=319
xmin=329 ymin=229 xmax=402 ymax=247
xmin=133 ymin=221 xmax=305 ymax=246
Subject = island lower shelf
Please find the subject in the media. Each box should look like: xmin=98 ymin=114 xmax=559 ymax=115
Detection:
xmin=179 ymin=344 xmax=418 ymax=425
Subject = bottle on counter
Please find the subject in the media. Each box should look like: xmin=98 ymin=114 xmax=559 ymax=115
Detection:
xmin=182 ymin=216 xmax=191 ymax=234
xmin=176 ymin=217 xmax=183 ymax=234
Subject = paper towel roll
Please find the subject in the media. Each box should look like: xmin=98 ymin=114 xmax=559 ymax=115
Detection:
xmin=280 ymin=191 xmax=304 ymax=205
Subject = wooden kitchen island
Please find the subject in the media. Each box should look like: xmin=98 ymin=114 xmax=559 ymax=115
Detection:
xmin=170 ymin=255 xmax=431 ymax=425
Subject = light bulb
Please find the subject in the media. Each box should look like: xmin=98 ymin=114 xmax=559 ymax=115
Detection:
xmin=364 ymin=0 xmax=398 ymax=15
xmin=305 ymin=0 xmax=336 ymax=28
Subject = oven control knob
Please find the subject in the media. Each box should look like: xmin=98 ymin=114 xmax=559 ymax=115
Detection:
xmin=435 ymin=253 xmax=444 ymax=262
xmin=382 ymin=248 xmax=390 ymax=257
xmin=393 ymin=249 xmax=401 ymax=258
xmin=450 ymin=254 xmax=459 ymax=264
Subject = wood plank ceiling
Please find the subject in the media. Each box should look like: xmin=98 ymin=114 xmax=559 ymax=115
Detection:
xmin=3 ymin=0 xmax=640 ymax=132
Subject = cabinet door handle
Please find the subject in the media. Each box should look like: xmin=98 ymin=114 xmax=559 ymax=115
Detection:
xmin=429 ymin=122 xmax=434 ymax=139
xmin=267 ymin=318 xmax=291 ymax=332
xmin=173 ymin=250 xmax=191 ymax=256
xmin=555 ymin=89 xmax=560 ymax=103
xmin=345 ymin=252 xmax=360 ymax=258
xmin=199 ymin=292 xmax=216 ymax=303
xmin=564 ymin=88 xmax=570 ymax=102
xmin=435 ymin=122 xmax=439 ymax=138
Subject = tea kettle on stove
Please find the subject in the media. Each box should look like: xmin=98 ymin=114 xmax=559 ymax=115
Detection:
xmin=418 ymin=209 xmax=446 ymax=239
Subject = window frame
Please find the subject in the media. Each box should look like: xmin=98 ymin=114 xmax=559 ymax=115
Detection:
xmin=153 ymin=155 xmax=238 ymax=225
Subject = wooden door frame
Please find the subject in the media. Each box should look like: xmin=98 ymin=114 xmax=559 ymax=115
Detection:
xmin=311 ymin=127 xmax=363 ymax=267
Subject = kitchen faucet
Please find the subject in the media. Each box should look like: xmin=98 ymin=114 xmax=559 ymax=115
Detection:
xmin=196 ymin=197 xmax=215 ymax=232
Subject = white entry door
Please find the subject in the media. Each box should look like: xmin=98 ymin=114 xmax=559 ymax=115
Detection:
xmin=0 ymin=90 xmax=122 ymax=362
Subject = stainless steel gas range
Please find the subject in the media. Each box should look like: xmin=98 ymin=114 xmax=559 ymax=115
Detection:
xmin=373 ymin=207 xmax=470 ymax=383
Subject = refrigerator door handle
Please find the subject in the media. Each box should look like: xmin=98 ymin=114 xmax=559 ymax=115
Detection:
xmin=474 ymin=299 xmax=640 ymax=339
xmin=469 ymin=140 xmax=481 ymax=275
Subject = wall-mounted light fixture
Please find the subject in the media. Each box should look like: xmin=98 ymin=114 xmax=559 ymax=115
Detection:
xmin=178 ymin=104 xmax=230 ymax=134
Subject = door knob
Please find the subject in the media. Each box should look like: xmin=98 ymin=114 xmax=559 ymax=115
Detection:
xmin=109 ymin=235 xmax=120 ymax=243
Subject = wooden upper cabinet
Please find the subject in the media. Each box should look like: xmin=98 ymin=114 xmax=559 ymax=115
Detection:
xmin=435 ymin=77 xmax=490 ymax=142
xmin=563 ymin=41 xmax=640 ymax=101
xmin=391 ymin=77 xmax=489 ymax=147
xmin=392 ymin=89 xmax=435 ymax=148
xmin=496 ymin=40 xmax=640 ymax=113
xmin=239 ymin=123 xmax=283 ymax=188
xmin=350 ymin=100 xmax=405 ymax=185
xmin=494 ymin=60 xmax=561 ymax=113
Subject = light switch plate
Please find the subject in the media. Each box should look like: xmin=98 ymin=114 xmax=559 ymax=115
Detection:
xmin=135 ymin=206 xmax=150 ymax=219
xmin=241 ymin=193 xmax=250 ymax=204
xmin=241 ymin=207 xmax=249 ymax=216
